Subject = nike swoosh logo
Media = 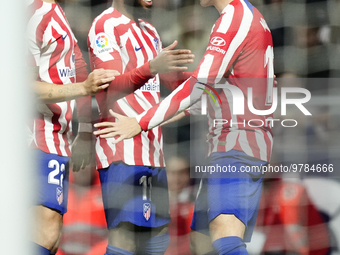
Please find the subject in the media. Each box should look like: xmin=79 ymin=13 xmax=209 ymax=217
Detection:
xmin=62 ymin=34 xmax=68 ymax=41
xmin=135 ymin=46 xmax=143 ymax=51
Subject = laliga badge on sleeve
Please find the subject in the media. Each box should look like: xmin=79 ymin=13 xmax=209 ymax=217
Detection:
xmin=95 ymin=33 xmax=114 ymax=55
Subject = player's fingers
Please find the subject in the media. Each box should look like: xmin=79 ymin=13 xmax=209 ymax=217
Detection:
xmin=172 ymin=59 xmax=195 ymax=66
xmin=100 ymin=73 xmax=117 ymax=80
xmin=93 ymin=126 xmax=116 ymax=135
xmin=170 ymin=49 xmax=192 ymax=56
xmin=82 ymin=155 xmax=91 ymax=169
xmin=95 ymin=84 xmax=110 ymax=92
xmin=93 ymin=68 xmax=106 ymax=76
xmin=172 ymin=54 xmax=195 ymax=61
xmin=109 ymin=109 xmax=125 ymax=120
xmin=163 ymin=40 xmax=178 ymax=51
xmin=81 ymin=159 xmax=89 ymax=170
xmin=100 ymin=72 xmax=119 ymax=81
xmin=168 ymin=66 xmax=189 ymax=72
xmin=105 ymin=70 xmax=120 ymax=76
xmin=172 ymin=53 xmax=195 ymax=60
xmin=72 ymin=161 xmax=81 ymax=172
xmin=80 ymin=162 xmax=86 ymax=170
xmin=100 ymin=76 xmax=115 ymax=83
xmin=78 ymin=159 xmax=85 ymax=170
xmin=95 ymin=69 xmax=115 ymax=80
xmin=99 ymin=131 xmax=120 ymax=138
xmin=112 ymin=135 xmax=125 ymax=144
xmin=99 ymin=134 xmax=114 ymax=139
xmin=94 ymin=122 xmax=114 ymax=128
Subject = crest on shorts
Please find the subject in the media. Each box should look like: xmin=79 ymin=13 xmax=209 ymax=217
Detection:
xmin=56 ymin=187 xmax=63 ymax=205
xmin=143 ymin=203 xmax=151 ymax=221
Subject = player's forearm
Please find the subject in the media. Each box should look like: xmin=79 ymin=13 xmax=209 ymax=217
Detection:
xmin=137 ymin=77 xmax=201 ymax=131
xmin=107 ymin=62 xmax=154 ymax=102
xmin=76 ymin=97 xmax=93 ymax=133
xmin=76 ymin=96 xmax=92 ymax=123
xmin=34 ymin=81 xmax=87 ymax=104
xmin=184 ymin=98 xmax=202 ymax=116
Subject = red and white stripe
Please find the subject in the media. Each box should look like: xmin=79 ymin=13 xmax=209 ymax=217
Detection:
xmin=88 ymin=8 xmax=165 ymax=168
xmin=137 ymin=0 xmax=274 ymax=162
xmin=27 ymin=0 xmax=81 ymax=157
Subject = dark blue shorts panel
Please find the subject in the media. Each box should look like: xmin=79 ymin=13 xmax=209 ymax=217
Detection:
xmin=98 ymin=162 xmax=170 ymax=229
xmin=36 ymin=150 xmax=70 ymax=215
xmin=191 ymin=150 xmax=265 ymax=242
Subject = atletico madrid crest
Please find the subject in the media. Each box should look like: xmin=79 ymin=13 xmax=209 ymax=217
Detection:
xmin=56 ymin=187 xmax=63 ymax=205
xmin=143 ymin=203 xmax=151 ymax=221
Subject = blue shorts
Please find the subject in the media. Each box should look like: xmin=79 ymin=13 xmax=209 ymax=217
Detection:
xmin=35 ymin=149 xmax=70 ymax=215
xmin=191 ymin=150 xmax=265 ymax=242
xmin=98 ymin=162 xmax=170 ymax=229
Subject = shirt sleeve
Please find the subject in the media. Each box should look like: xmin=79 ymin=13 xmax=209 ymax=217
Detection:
xmin=27 ymin=16 xmax=43 ymax=70
xmin=159 ymin=71 xmax=192 ymax=92
xmin=136 ymin=10 xmax=247 ymax=131
xmin=184 ymin=98 xmax=202 ymax=116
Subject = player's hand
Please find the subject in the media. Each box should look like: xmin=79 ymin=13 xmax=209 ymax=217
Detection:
xmin=93 ymin=110 xmax=142 ymax=144
xmin=160 ymin=111 xmax=186 ymax=126
xmin=71 ymin=131 xmax=94 ymax=172
xmin=83 ymin=69 xmax=120 ymax=96
xmin=149 ymin=40 xmax=195 ymax=74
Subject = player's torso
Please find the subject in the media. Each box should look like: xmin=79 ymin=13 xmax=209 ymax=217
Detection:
xmin=28 ymin=0 xmax=77 ymax=156
xmin=112 ymin=12 xmax=162 ymax=117
xmin=29 ymin=0 xmax=77 ymax=84
xmin=91 ymin=8 xmax=165 ymax=168
xmin=206 ymin=0 xmax=274 ymax=161
xmin=228 ymin=6 xmax=273 ymax=79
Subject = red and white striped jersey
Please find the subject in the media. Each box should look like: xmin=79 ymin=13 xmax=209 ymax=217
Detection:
xmin=137 ymin=0 xmax=274 ymax=162
xmin=27 ymin=0 xmax=88 ymax=157
xmin=88 ymin=7 xmax=166 ymax=168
